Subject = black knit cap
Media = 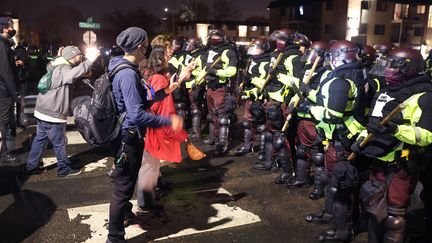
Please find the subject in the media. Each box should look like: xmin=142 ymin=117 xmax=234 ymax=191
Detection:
xmin=0 ymin=17 xmax=13 ymax=29
xmin=116 ymin=27 xmax=147 ymax=53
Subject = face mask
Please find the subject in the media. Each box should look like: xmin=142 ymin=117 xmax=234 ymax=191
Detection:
xmin=210 ymin=38 xmax=221 ymax=46
xmin=384 ymin=68 xmax=403 ymax=86
xmin=7 ymin=29 xmax=16 ymax=39
xmin=276 ymin=39 xmax=286 ymax=51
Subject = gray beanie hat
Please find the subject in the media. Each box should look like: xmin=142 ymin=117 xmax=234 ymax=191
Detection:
xmin=62 ymin=46 xmax=81 ymax=60
xmin=116 ymin=27 xmax=147 ymax=53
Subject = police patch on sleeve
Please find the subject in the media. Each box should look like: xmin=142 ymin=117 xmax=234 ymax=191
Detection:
xmin=207 ymin=50 xmax=218 ymax=64
xmin=371 ymin=92 xmax=395 ymax=118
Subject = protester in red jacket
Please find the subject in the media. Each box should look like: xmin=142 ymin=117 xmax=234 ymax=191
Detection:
xmin=137 ymin=45 xmax=195 ymax=213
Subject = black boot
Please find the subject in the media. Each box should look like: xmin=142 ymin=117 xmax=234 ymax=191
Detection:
xmin=274 ymin=147 xmax=294 ymax=184
xmin=383 ymin=214 xmax=406 ymax=243
xmin=235 ymin=121 xmax=253 ymax=156
xmin=215 ymin=116 xmax=229 ymax=156
xmin=317 ymin=199 xmax=354 ymax=242
xmin=287 ymin=158 xmax=311 ymax=188
xmin=203 ymin=123 xmax=215 ymax=145
xmin=257 ymin=125 xmax=267 ymax=161
xmin=253 ymin=139 xmax=277 ymax=170
xmin=190 ymin=107 xmax=201 ymax=141
xmin=310 ymin=166 xmax=326 ymax=200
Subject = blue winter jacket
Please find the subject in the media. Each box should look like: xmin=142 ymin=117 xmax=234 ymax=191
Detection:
xmin=108 ymin=56 xmax=170 ymax=136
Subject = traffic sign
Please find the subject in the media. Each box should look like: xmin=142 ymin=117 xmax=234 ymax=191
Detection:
xmin=83 ymin=30 xmax=97 ymax=45
xmin=79 ymin=22 xmax=101 ymax=29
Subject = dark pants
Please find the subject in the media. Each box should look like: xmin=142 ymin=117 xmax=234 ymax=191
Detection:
xmin=369 ymin=164 xmax=413 ymax=209
xmin=296 ymin=120 xmax=319 ymax=158
xmin=26 ymin=119 xmax=71 ymax=175
xmin=108 ymin=132 xmax=143 ymax=243
xmin=206 ymin=87 xmax=226 ymax=137
xmin=0 ymin=97 xmax=12 ymax=155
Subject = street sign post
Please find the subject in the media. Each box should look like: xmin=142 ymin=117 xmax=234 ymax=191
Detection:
xmin=79 ymin=17 xmax=101 ymax=30
xmin=83 ymin=30 xmax=97 ymax=46
xmin=79 ymin=22 xmax=101 ymax=29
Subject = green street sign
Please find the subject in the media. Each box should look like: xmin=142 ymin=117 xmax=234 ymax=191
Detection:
xmin=79 ymin=22 xmax=101 ymax=29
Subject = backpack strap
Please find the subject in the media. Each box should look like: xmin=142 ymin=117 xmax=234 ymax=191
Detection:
xmin=109 ymin=63 xmax=141 ymax=80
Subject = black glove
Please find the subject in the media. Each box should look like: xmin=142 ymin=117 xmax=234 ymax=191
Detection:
xmin=350 ymin=137 xmax=365 ymax=156
xmin=367 ymin=121 xmax=398 ymax=135
xmin=268 ymin=66 xmax=279 ymax=76
xmin=297 ymin=101 xmax=310 ymax=114
xmin=300 ymin=83 xmax=312 ymax=96
xmin=207 ymin=67 xmax=217 ymax=76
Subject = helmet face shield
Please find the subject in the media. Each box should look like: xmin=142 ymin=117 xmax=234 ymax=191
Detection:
xmin=269 ymin=30 xmax=287 ymax=42
xmin=247 ymin=45 xmax=264 ymax=56
xmin=301 ymin=49 xmax=319 ymax=64
xmin=369 ymin=57 xmax=393 ymax=77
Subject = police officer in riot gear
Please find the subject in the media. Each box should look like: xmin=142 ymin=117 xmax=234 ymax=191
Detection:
xmin=253 ymin=28 xmax=304 ymax=180
xmin=168 ymin=37 xmax=190 ymax=123
xmin=287 ymin=41 xmax=331 ymax=189
xmin=183 ymin=37 xmax=206 ymax=140
xmin=353 ymin=47 xmax=432 ymax=243
xmin=234 ymin=37 xmax=270 ymax=156
xmin=305 ymin=40 xmax=366 ymax=242
xmin=202 ymin=29 xmax=238 ymax=156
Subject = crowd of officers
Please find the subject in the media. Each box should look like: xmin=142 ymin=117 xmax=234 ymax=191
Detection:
xmin=167 ymin=28 xmax=432 ymax=243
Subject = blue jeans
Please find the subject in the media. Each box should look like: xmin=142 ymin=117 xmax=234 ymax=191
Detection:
xmin=26 ymin=119 xmax=71 ymax=176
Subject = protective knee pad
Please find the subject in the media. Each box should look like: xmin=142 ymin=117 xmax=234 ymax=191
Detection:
xmin=242 ymin=121 xmax=251 ymax=130
xmin=272 ymin=132 xmax=287 ymax=150
xmin=264 ymin=131 xmax=273 ymax=142
xmin=311 ymin=152 xmax=324 ymax=166
xmin=218 ymin=116 xmax=230 ymax=145
xmin=191 ymin=107 xmax=201 ymax=117
xmin=315 ymin=167 xmax=327 ymax=185
xmin=256 ymin=124 xmax=266 ymax=133
xmin=218 ymin=116 xmax=230 ymax=127
xmin=383 ymin=215 xmax=405 ymax=231
xmin=296 ymin=144 xmax=307 ymax=160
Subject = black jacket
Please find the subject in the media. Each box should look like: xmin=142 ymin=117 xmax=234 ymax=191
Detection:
xmin=0 ymin=35 xmax=17 ymax=99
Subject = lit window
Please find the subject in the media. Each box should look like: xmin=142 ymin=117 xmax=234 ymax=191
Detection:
xmin=417 ymin=5 xmax=426 ymax=14
xmin=299 ymin=5 xmax=304 ymax=16
xmin=251 ymin=26 xmax=258 ymax=32
xmin=238 ymin=25 xmax=247 ymax=37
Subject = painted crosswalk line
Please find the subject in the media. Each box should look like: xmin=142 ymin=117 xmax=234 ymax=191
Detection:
xmin=67 ymin=188 xmax=261 ymax=242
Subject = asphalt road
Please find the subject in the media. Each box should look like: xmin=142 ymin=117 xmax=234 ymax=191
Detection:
xmin=0 ymin=118 xmax=427 ymax=243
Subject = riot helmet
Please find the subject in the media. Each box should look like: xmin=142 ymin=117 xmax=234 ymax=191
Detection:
xmin=293 ymin=33 xmax=311 ymax=53
xmin=362 ymin=45 xmax=377 ymax=67
xmin=171 ymin=37 xmax=185 ymax=55
xmin=301 ymin=41 xmax=329 ymax=64
xmin=325 ymin=40 xmax=360 ymax=69
xmin=373 ymin=43 xmax=395 ymax=58
xmin=184 ymin=37 xmax=203 ymax=52
xmin=370 ymin=47 xmax=425 ymax=86
xmin=269 ymin=27 xmax=294 ymax=51
xmin=207 ymin=29 xmax=225 ymax=47
xmin=247 ymin=37 xmax=270 ymax=56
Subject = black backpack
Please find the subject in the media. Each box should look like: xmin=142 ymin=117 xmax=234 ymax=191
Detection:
xmin=72 ymin=63 xmax=139 ymax=146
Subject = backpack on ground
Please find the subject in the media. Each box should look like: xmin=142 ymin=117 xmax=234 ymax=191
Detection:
xmin=71 ymin=63 xmax=139 ymax=146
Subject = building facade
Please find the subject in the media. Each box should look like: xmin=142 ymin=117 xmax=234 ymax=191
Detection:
xmin=176 ymin=20 xmax=269 ymax=45
xmin=269 ymin=0 xmax=432 ymax=51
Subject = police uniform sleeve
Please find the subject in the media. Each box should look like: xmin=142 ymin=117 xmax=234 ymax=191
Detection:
xmin=393 ymin=92 xmax=432 ymax=146
xmin=310 ymin=78 xmax=352 ymax=123
xmin=216 ymin=49 xmax=237 ymax=78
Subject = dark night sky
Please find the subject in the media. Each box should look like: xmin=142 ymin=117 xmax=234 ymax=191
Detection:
xmin=2 ymin=0 xmax=271 ymax=24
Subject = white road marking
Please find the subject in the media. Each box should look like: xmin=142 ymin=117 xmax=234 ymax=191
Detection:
xmin=82 ymin=157 xmax=110 ymax=172
xmin=67 ymin=188 xmax=261 ymax=242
